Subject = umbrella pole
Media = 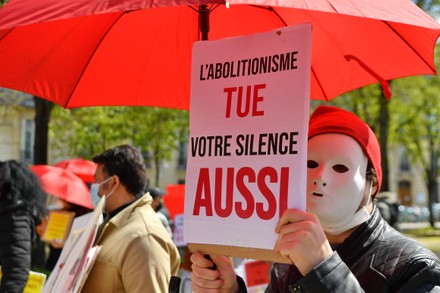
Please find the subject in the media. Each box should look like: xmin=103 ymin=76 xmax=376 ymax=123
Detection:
xmin=199 ymin=4 xmax=210 ymax=40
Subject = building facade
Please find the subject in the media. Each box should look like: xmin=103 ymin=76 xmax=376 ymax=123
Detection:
xmin=0 ymin=90 xmax=35 ymax=164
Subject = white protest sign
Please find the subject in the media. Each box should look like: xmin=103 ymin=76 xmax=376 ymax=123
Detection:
xmin=184 ymin=23 xmax=311 ymax=257
xmin=44 ymin=196 xmax=104 ymax=292
xmin=173 ymin=214 xmax=186 ymax=247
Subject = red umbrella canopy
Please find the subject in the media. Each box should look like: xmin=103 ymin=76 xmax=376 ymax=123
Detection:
xmin=30 ymin=165 xmax=93 ymax=209
xmin=163 ymin=184 xmax=186 ymax=221
xmin=0 ymin=0 xmax=439 ymax=108
xmin=55 ymin=158 xmax=97 ymax=183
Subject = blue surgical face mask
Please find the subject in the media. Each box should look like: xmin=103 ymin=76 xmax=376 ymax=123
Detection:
xmin=89 ymin=177 xmax=115 ymax=209
xmin=89 ymin=183 xmax=101 ymax=209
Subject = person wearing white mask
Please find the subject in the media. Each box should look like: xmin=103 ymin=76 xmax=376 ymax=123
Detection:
xmin=190 ymin=105 xmax=440 ymax=292
xmin=81 ymin=144 xmax=180 ymax=292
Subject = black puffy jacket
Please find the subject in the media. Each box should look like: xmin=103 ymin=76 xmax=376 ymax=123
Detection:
xmin=0 ymin=203 xmax=35 ymax=293
xmin=266 ymin=207 xmax=440 ymax=292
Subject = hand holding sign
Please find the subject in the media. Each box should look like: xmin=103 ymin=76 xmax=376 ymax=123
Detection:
xmin=274 ymin=208 xmax=333 ymax=275
xmin=190 ymin=253 xmax=239 ymax=292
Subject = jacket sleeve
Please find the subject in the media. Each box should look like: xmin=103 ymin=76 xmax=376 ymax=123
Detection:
xmin=296 ymin=252 xmax=364 ymax=292
xmin=267 ymin=252 xmax=365 ymax=293
xmin=0 ymin=212 xmax=33 ymax=293
xmin=393 ymin=256 xmax=440 ymax=293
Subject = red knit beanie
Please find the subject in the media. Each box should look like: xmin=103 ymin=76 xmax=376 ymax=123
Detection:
xmin=308 ymin=105 xmax=382 ymax=195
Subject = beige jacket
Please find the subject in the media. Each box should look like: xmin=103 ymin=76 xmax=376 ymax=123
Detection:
xmin=81 ymin=194 xmax=180 ymax=292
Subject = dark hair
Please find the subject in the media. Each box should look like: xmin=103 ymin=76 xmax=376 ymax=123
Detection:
xmin=366 ymin=162 xmax=379 ymax=197
xmin=146 ymin=187 xmax=165 ymax=199
xmin=0 ymin=160 xmax=47 ymax=223
xmin=93 ymin=145 xmax=147 ymax=198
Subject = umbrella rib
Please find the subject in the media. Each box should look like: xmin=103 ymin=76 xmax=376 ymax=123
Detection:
xmin=0 ymin=28 xmax=13 ymax=42
xmin=311 ymin=66 xmax=330 ymax=101
xmin=383 ymin=21 xmax=437 ymax=74
xmin=63 ymin=12 xmax=126 ymax=108
xmin=249 ymin=5 xmax=288 ymax=26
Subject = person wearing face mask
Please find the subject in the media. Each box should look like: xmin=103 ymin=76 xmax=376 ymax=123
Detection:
xmin=190 ymin=105 xmax=440 ymax=292
xmin=81 ymin=144 xmax=180 ymax=292
xmin=146 ymin=187 xmax=173 ymax=237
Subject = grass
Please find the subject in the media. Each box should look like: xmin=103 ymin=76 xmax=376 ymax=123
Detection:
xmin=402 ymin=227 xmax=440 ymax=258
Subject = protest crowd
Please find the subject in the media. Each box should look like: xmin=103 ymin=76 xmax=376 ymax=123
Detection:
xmin=1 ymin=1 xmax=440 ymax=292
xmin=0 ymin=107 xmax=439 ymax=293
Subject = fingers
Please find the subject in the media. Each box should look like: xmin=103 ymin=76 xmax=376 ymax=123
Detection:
xmin=275 ymin=208 xmax=317 ymax=233
xmin=275 ymin=228 xmax=320 ymax=261
xmin=191 ymin=274 xmax=224 ymax=291
xmin=273 ymin=209 xmax=333 ymax=275
xmin=210 ymin=255 xmax=233 ymax=270
xmin=190 ymin=253 xmax=234 ymax=271
xmin=191 ymin=252 xmax=217 ymax=269
xmin=191 ymin=282 xmax=222 ymax=293
xmin=190 ymin=253 xmax=222 ymax=290
xmin=274 ymin=227 xmax=306 ymax=254
xmin=190 ymin=252 xmax=238 ymax=293
xmin=191 ymin=253 xmax=220 ymax=280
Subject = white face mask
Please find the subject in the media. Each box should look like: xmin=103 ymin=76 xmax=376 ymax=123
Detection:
xmin=306 ymin=134 xmax=372 ymax=235
xmin=89 ymin=177 xmax=115 ymax=209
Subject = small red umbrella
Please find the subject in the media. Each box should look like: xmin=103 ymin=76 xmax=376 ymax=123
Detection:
xmin=55 ymin=158 xmax=97 ymax=183
xmin=30 ymin=165 xmax=93 ymax=209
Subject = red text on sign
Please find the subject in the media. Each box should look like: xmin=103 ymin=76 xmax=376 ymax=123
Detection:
xmin=224 ymin=84 xmax=266 ymax=118
xmin=192 ymin=166 xmax=288 ymax=220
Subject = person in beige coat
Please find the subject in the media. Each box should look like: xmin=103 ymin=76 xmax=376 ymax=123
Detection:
xmin=81 ymin=145 xmax=180 ymax=292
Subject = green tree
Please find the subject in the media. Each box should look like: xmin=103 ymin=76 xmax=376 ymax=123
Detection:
xmin=390 ymin=54 xmax=440 ymax=227
xmin=415 ymin=0 xmax=440 ymax=18
xmin=50 ymin=105 xmax=189 ymax=186
xmin=50 ymin=106 xmax=132 ymax=159
xmin=126 ymin=107 xmax=189 ymax=186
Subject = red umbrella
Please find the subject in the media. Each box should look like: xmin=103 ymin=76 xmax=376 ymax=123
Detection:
xmin=163 ymin=184 xmax=186 ymax=221
xmin=55 ymin=158 xmax=97 ymax=183
xmin=30 ymin=165 xmax=94 ymax=209
xmin=0 ymin=0 xmax=438 ymax=108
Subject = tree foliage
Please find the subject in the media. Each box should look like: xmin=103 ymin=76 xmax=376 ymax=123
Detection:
xmin=415 ymin=0 xmax=440 ymax=18
xmin=389 ymin=45 xmax=440 ymax=226
xmin=49 ymin=106 xmax=189 ymax=186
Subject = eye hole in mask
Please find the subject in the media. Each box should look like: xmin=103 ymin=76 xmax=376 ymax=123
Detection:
xmin=307 ymin=160 xmax=318 ymax=168
xmin=307 ymin=160 xmax=349 ymax=174
xmin=332 ymin=164 xmax=349 ymax=173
